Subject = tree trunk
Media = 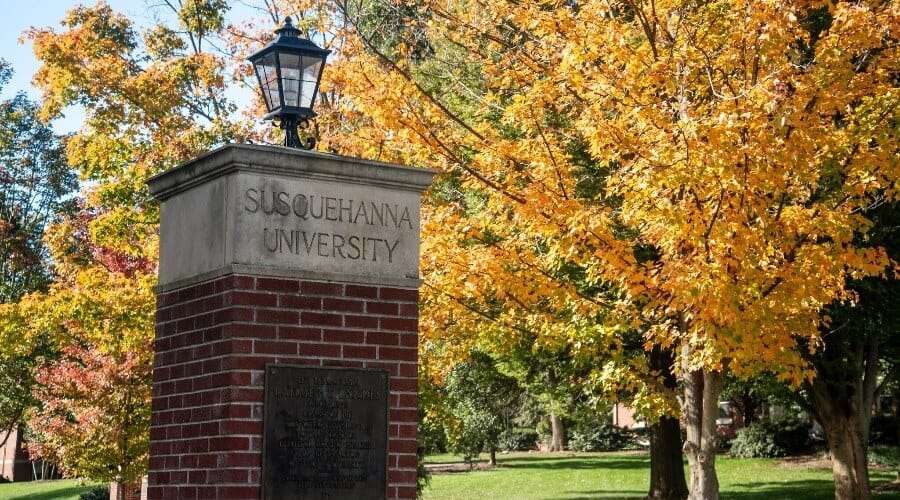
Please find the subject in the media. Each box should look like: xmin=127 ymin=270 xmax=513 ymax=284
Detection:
xmin=825 ymin=416 xmax=871 ymax=500
xmin=0 ymin=424 xmax=16 ymax=450
xmin=649 ymin=416 xmax=689 ymax=500
xmin=811 ymin=374 xmax=873 ymax=500
xmin=549 ymin=413 xmax=566 ymax=452
xmin=489 ymin=447 xmax=497 ymax=466
xmin=682 ymin=363 xmax=723 ymax=500
xmin=648 ymin=346 xmax=688 ymax=500
xmin=739 ymin=392 xmax=756 ymax=427
xmin=807 ymin=330 xmax=879 ymax=500
xmin=893 ymin=398 xmax=900 ymax=450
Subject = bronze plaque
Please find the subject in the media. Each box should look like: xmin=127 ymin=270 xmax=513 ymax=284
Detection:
xmin=262 ymin=365 xmax=389 ymax=500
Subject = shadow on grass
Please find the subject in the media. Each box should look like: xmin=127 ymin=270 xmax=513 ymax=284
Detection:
xmin=555 ymin=480 xmax=838 ymax=500
xmin=426 ymin=454 xmax=650 ymax=470
xmin=7 ymin=486 xmax=92 ymax=500
xmin=551 ymin=491 xmax=646 ymax=500
xmin=554 ymin=478 xmax=900 ymax=500
xmin=500 ymin=455 xmax=649 ymax=471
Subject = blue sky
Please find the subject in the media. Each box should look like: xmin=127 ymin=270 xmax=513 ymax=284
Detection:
xmin=1 ymin=1 xmax=260 ymax=134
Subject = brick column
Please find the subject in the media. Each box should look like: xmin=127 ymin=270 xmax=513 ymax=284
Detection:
xmin=149 ymin=275 xmax=418 ymax=499
xmin=146 ymin=144 xmax=434 ymax=499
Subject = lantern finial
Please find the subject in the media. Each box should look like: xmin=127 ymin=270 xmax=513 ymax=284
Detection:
xmin=275 ymin=16 xmax=300 ymax=37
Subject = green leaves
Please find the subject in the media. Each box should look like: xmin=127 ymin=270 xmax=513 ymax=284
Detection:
xmin=178 ymin=0 xmax=229 ymax=40
xmin=0 ymin=62 xmax=76 ymax=303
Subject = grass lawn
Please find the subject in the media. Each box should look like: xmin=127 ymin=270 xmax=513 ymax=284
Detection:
xmin=0 ymin=479 xmax=98 ymax=500
xmin=423 ymin=451 xmax=900 ymax=500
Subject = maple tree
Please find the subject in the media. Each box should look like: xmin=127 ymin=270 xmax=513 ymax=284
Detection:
xmin=29 ymin=346 xmax=151 ymax=483
xmin=296 ymin=0 xmax=900 ymax=498
xmin=1 ymin=211 xmax=157 ymax=481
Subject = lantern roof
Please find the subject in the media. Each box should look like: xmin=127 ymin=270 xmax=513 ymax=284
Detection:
xmin=247 ymin=17 xmax=331 ymax=61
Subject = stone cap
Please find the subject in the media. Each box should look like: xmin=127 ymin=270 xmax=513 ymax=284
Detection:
xmin=148 ymin=143 xmax=436 ymax=201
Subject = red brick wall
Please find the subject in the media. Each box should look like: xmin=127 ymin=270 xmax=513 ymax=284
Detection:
xmin=149 ymin=274 xmax=419 ymax=499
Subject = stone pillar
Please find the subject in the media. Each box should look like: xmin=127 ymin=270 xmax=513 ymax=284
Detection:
xmin=147 ymin=145 xmax=434 ymax=500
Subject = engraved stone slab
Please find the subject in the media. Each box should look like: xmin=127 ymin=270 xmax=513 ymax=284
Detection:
xmin=148 ymin=144 xmax=435 ymax=289
xmin=262 ymin=365 xmax=389 ymax=500
xmin=231 ymin=172 xmax=420 ymax=281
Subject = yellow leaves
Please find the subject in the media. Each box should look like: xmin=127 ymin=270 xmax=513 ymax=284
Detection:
xmin=271 ymin=0 xmax=900 ymax=400
xmin=144 ymin=25 xmax=187 ymax=60
xmin=26 ymin=4 xmax=136 ymax=122
xmin=0 ymin=264 xmax=154 ymax=362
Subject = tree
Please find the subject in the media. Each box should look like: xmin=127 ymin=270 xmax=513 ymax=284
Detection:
xmin=494 ymin=336 xmax=591 ymax=452
xmin=0 ymin=337 xmax=46 ymax=450
xmin=29 ymin=344 xmax=151 ymax=483
xmin=722 ymin=373 xmax=801 ymax=428
xmin=309 ymin=0 xmax=900 ymax=498
xmin=806 ymin=201 xmax=900 ymax=499
xmin=444 ymin=351 xmax=522 ymax=466
xmin=0 ymin=58 xmax=76 ymax=452
xmin=0 ymin=59 xmax=76 ymax=303
xmin=13 ymin=0 xmax=243 ymax=483
xmin=647 ymin=347 xmax=689 ymax=500
xmin=5 ymin=230 xmax=156 ymax=482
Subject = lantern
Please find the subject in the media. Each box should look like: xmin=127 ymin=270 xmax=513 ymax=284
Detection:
xmin=248 ymin=17 xmax=330 ymax=149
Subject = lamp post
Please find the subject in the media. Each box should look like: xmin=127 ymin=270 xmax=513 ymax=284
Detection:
xmin=248 ymin=17 xmax=330 ymax=149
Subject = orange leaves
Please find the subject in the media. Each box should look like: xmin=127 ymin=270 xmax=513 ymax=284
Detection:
xmin=25 ymin=4 xmax=136 ymax=122
xmin=16 ymin=1 xmax=240 ymax=480
xmin=171 ymin=0 xmax=900 ymax=401
xmin=28 ymin=342 xmax=151 ymax=482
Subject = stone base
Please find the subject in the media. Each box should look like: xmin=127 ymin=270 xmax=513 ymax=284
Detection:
xmin=148 ymin=274 xmax=418 ymax=499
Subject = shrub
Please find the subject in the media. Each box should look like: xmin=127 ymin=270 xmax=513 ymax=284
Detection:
xmin=416 ymin=446 xmax=430 ymax=498
xmin=631 ymin=426 xmax=651 ymax=447
xmin=731 ymin=424 xmax=781 ymax=458
xmin=770 ymin=418 xmax=812 ymax=455
xmin=569 ymin=423 xmax=633 ymax=452
xmin=79 ymin=486 xmax=110 ymax=500
xmin=869 ymin=446 xmax=900 ymax=468
xmin=499 ymin=428 xmax=538 ymax=451
xmin=446 ymin=412 xmax=493 ymax=466
xmin=730 ymin=418 xmax=812 ymax=458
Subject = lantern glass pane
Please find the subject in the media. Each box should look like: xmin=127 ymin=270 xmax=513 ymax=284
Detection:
xmin=279 ymin=53 xmax=301 ymax=108
xmin=300 ymin=56 xmax=323 ymax=108
xmin=254 ymin=52 xmax=279 ymax=111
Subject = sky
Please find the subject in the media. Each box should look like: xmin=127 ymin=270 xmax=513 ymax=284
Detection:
xmin=0 ymin=1 xmax=260 ymax=134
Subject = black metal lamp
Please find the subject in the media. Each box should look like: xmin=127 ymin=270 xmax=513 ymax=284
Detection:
xmin=248 ymin=17 xmax=330 ymax=149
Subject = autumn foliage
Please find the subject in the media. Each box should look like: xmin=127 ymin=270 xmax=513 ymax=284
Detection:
xmin=29 ymin=345 xmax=151 ymax=483
xmin=0 ymin=1 xmax=241 ymax=482
xmin=305 ymin=0 xmax=900 ymax=496
xmin=1 ymin=0 xmax=897 ymax=498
